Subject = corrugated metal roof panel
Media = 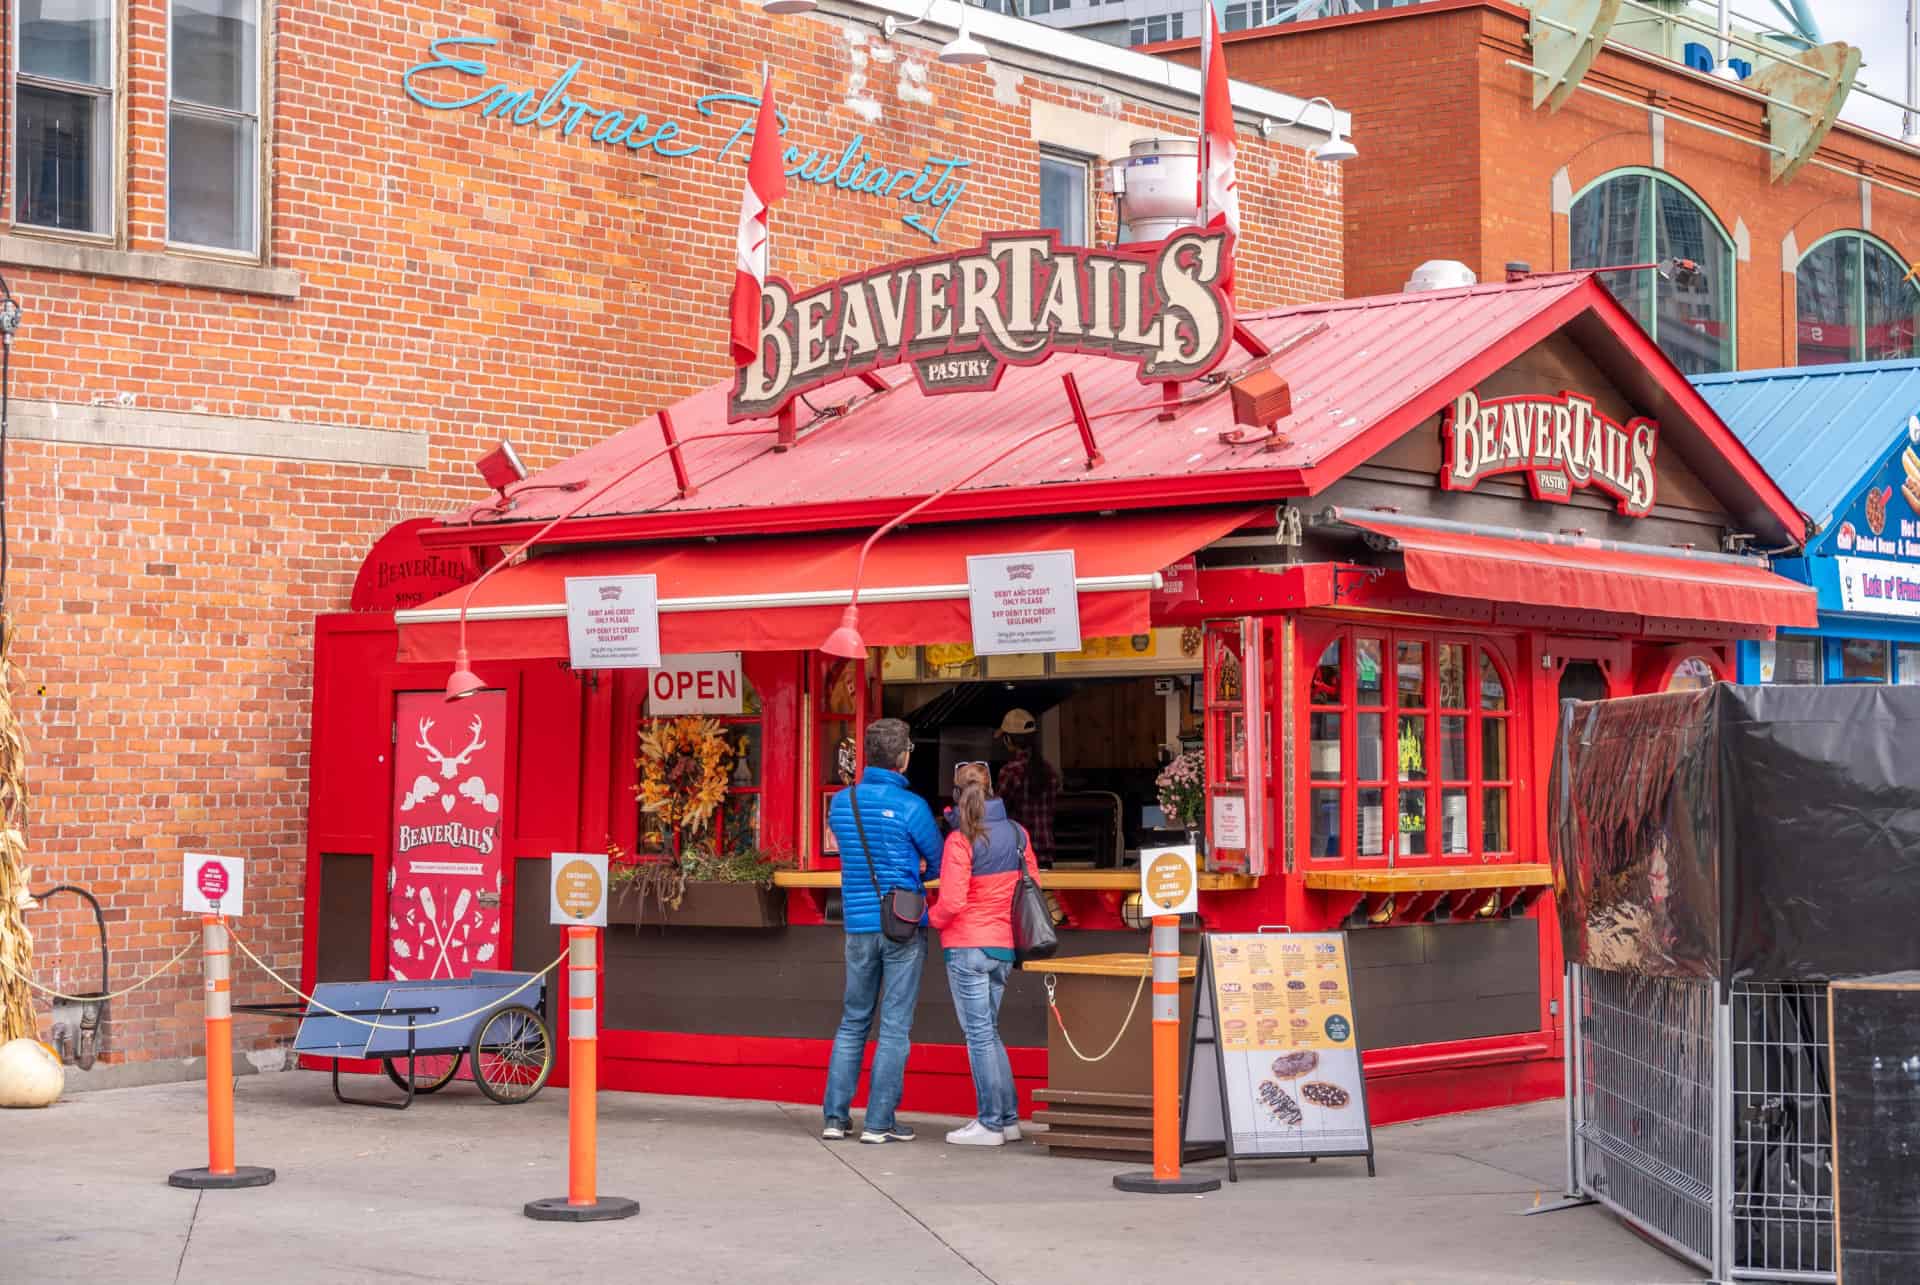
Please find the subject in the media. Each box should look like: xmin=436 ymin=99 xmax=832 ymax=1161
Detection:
xmin=1693 ymin=359 xmax=1920 ymax=531
xmin=451 ymin=274 xmax=1593 ymax=535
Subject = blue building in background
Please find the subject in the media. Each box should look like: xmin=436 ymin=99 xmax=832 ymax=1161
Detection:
xmin=1695 ymin=359 xmax=1920 ymax=685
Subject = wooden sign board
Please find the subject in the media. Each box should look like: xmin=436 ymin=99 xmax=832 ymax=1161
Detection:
xmin=1183 ymin=931 xmax=1376 ymax=1181
xmin=1830 ymin=971 xmax=1920 ymax=1284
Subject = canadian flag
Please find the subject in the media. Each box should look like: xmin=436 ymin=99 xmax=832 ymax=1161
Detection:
xmin=1198 ymin=5 xmax=1239 ymax=292
xmin=729 ymin=72 xmax=788 ymax=368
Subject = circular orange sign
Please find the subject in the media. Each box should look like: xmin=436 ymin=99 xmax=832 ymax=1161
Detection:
xmin=1144 ymin=851 xmax=1194 ymax=913
xmin=554 ymin=859 xmax=605 ymax=921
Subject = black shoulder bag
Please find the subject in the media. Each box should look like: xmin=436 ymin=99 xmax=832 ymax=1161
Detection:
xmin=1007 ymin=822 xmax=1059 ymax=963
xmin=850 ymin=785 xmax=925 ymax=944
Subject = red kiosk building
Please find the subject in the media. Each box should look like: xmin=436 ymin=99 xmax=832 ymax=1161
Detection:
xmin=308 ymin=243 xmax=1814 ymax=1126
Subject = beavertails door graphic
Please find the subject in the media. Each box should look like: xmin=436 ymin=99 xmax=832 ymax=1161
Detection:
xmin=389 ymin=690 xmax=506 ymax=979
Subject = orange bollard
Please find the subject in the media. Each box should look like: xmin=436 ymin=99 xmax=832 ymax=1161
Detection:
xmin=169 ymin=915 xmax=274 ymax=1190
xmin=1113 ymin=915 xmax=1220 ymax=1194
xmin=525 ymin=926 xmax=636 ymax=1221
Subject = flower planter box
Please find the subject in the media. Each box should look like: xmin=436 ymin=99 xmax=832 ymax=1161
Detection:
xmin=608 ymin=880 xmax=787 ymax=929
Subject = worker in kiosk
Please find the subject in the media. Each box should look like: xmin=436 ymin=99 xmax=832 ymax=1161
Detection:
xmin=994 ymin=709 xmax=1059 ymax=867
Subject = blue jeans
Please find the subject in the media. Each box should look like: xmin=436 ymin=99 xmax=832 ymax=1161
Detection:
xmin=823 ymin=929 xmax=927 ymax=1131
xmin=946 ymin=947 xmax=1018 ymax=1129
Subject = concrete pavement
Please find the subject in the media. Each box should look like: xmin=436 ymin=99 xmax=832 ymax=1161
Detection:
xmin=0 ymin=1072 xmax=1695 ymax=1284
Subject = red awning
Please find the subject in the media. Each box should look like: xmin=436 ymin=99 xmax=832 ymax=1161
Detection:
xmin=396 ymin=508 xmax=1260 ymax=664
xmin=1334 ymin=511 xmax=1817 ymax=629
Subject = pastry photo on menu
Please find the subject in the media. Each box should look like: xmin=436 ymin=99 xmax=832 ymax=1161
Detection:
xmin=1257 ymin=1080 xmax=1304 ymax=1128
xmin=1270 ymin=1051 xmax=1319 ymax=1079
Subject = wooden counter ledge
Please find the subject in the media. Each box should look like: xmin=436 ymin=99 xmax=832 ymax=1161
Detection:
xmin=1303 ymin=863 xmax=1553 ymax=927
xmin=1018 ymin=952 xmax=1197 ymax=978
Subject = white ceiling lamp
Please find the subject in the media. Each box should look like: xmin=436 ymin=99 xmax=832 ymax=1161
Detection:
xmin=1259 ymin=95 xmax=1357 ymax=163
xmin=883 ymin=2 xmax=989 ymax=68
xmin=761 ymin=0 xmax=816 ymax=13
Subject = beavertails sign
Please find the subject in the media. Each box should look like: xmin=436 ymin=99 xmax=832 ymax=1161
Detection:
xmin=1441 ymin=389 xmax=1659 ymax=517
xmin=729 ymin=229 xmax=1235 ymax=422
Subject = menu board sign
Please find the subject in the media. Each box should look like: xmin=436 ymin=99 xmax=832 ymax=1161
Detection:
xmin=1183 ymin=932 xmax=1376 ymax=1179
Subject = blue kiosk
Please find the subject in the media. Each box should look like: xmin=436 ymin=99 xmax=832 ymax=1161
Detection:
xmin=1696 ymin=359 xmax=1920 ymax=686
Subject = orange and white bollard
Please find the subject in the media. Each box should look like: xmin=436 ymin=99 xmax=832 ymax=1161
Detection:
xmin=169 ymin=915 xmax=274 ymax=1189
xmin=1113 ymin=915 xmax=1219 ymax=1194
xmin=524 ymin=926 xmax=636 ymax=1221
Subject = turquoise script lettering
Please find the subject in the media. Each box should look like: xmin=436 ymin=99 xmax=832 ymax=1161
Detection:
xmin=401 ymin=36 xmax=971 ymax=244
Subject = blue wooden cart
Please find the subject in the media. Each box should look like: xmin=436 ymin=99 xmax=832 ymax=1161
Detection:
xmin=248 ymin=970 xmax=554 ymax=1109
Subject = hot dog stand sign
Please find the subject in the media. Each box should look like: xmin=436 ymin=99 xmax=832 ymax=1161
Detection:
xmin=1182 ymin=932 xmax=1376 ymax=1179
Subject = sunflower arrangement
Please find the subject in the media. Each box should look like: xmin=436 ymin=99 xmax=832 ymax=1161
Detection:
xmin=636 ymin=716 xmax=734 ymax=838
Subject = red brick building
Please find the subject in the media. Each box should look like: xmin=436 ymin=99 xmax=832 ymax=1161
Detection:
xmin=1163 ymin=0 xmax=1920 ymax=374
xmin=5 ymin=0 xmax=1344 ymax=1074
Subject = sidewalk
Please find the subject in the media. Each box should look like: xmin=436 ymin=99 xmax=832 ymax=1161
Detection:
xmin=0 ymin=1072 xmax=1692 ymax=1285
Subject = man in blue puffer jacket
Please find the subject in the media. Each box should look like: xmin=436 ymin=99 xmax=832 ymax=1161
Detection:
xmin=822 ymin=717 xmax=943 ymax=1144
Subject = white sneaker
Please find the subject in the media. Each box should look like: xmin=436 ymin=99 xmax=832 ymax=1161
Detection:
xmin=1001 ymin=1123 xmax=1022 ymax=1142
xmin=945 ymin=1120 xmax=1005 ymax=1147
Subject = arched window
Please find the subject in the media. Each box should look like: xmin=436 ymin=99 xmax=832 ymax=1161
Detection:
xmin=1570 ymin=170 xmax=1736 ymax=375
xmin=1796 ymin=232 xmax=1920 ymax=365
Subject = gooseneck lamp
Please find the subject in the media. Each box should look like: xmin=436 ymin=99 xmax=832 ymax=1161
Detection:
xmin=1258 ymin=96 xmax=1357 ymax=163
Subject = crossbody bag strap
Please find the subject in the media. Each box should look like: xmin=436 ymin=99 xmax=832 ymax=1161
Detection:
xmin=848 ymin=785 xmax=885 ymax=902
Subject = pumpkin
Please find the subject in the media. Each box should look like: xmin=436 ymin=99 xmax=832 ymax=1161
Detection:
xmin=0 ymin=1036 xmax=63 ymax=1108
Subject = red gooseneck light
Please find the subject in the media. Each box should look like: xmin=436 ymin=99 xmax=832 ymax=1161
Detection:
xmin=445 ymin=649 xmax=486 ymax=702
xmin=821 ymin=605 xmax=865 ymax=659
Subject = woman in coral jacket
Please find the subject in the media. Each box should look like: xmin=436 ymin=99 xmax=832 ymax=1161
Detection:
xmin=929 ymin=762 xmax=1041 ymax=1147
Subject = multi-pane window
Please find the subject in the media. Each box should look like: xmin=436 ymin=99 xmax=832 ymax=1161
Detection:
xmin=1026 ymin=0 xmax=1072 ymax=12
xmin=1128 ymin=13 xmax=1184 ymax=44
xmin=17 ymin=0 xmax=115 ymax=235
xmin=1757 ymin=637 xmax=1822 ymax=684
xmin=1795 ymin=233 xmax=1920 ymax=365
xmin=1039 ymin=150 xmax=1090 ymax=247
xmin=1306 ymin=629 xmax=1514 ymax=864
xmin=169 ymin=0 xmax=261 ymax=253
xmin=1570 ymin=170 xmax=1735 ymax=375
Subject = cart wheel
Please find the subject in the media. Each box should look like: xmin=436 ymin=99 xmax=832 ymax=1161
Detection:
xmin=382 ymin=1052 xmax=461 ymax=1095
xmin=470 ymin=1004 xmax=553 ymax=1104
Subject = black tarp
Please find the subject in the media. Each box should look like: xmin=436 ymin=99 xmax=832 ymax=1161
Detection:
xmin=1550 ymin=683 xmax=1920 ymax=983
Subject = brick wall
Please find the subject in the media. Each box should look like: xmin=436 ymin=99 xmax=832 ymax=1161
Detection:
xmin=6 ymin=0 xmax=1343 ymax=1065
xmin=1174 ymin=0 xmax=1920 ymax=369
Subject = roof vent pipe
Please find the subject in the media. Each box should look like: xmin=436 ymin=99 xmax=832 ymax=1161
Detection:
xmin=1505 ymin=261 xmax=1532 ymax=282
xmin=1402 ymin=260 xmax=1478 ymax=292
xmin=1110 ymin=138 xmax=1199 ymax=246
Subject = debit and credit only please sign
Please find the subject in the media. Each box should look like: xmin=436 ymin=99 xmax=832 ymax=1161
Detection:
xmin=966 ymin=550 xmax=1081 ymax=656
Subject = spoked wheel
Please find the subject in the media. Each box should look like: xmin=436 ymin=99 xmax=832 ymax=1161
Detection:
xmin=382 ymin=1052 xmax=462 ymax=1095
xmin=470 ymin=1004 xmax=553 ymax=1104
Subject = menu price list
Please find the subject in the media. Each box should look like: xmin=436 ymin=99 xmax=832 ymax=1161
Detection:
xmin=1210 ymin=934 xmax=1368 ymax=1156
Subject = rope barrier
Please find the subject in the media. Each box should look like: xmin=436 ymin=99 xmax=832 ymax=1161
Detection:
xmin=226 ymin=929 xmax=569 ymax=1032
xmin=1042 ymin=970 xmax=1148 ymax=1064
xmin=0 ymin=939 xmax=197 ymax=1002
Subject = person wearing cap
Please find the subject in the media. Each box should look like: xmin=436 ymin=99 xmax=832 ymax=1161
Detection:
xmin=821 ymin=717 xmax=943 ymax=1145
xmin=994 ymin=708 xmax=1058 ymax=865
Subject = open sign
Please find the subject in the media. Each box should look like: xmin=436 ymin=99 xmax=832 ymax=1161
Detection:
xmin=646 ymin=653 xmax=745 ymax=716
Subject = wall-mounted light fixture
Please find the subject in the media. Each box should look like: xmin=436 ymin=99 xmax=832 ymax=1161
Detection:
xmin=883 ymin=2 xmax=989 ymax=67
xmin=1258 ymin=96 xmax=1357 ymax=163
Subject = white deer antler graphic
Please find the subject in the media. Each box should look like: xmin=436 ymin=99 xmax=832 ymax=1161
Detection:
xmin=416 ymin=716 xmax=488 ymax=780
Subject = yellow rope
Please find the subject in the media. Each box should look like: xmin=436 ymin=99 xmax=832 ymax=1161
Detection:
xmin=1043 ymin=970 xmax=1149 ymax=1064
xmin=227 ymin=929 xmax=569 ymax=1032
xmin=0 ymin=939 xmax=197 ymax=1002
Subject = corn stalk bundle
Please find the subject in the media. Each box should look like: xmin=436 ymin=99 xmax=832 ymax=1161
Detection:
xmin=0 ymin=620 xmax=34 ymax=1042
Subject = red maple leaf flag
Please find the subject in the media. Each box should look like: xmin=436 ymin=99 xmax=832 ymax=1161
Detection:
xmin=1198 ymin=5 xmax=1239 ymax=290
xmin=729 ymin=72 xmax=788 ymax=368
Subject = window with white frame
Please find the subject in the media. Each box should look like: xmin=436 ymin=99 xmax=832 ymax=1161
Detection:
xmin=16 ymin=0 xmax=115 ymax=235
xmin=1795 ymin=232 xmax=1920 ymax=366
xmin=169 ymin=0 xmax=262 ymax=254
xmin=1038 ymin=150 xmax=1090 ymax=247
xmin=1128 ymin=13 xmax=1185 ymax=44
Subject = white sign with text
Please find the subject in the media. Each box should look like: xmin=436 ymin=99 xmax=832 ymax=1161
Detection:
xmin=647 ymin=653 xmax=745 ymax=716
xmin=182 ymin=853 xmax=246 ymax=916
xmin=1836 ymin=555 xmax=1920 ymax=620
xmin=966 ymin=550 xmax=1081 ymax=656
xmin=550 ymin=851 xmax=610 ymax=928
xmin=565 ymin=574 xmax=661 ymax=670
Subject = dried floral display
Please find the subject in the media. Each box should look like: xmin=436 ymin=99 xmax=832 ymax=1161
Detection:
xmin=636 ymin=717 xmax=734 ymax=836
xmin=0 ymin=624 xmax=31 ymax=1042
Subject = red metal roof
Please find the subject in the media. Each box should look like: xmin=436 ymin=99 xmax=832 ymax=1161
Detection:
xmin=426 ymin=272 xmax=1806 ymax=549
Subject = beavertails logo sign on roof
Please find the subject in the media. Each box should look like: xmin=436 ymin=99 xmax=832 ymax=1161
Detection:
xmin=728 ymin=229 xmax=1235 ymax=423
xmin=1440 ymin=389 xmax=1659 ymax=517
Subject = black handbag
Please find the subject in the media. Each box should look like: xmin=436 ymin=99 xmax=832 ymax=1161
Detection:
xmin=850 ymin=785 xmax=924 ymax=944
xmin=1008 ymin=824 xmax=1059 ymax=962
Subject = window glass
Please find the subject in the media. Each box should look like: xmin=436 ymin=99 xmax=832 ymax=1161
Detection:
xmin=1309 ymin=713 xmax=1341 ymax=782
xmin=1796 ymin=237 xmax=1857 ymax=366
xmin=1483 ymin=788 xmax=1510 ymax=852
xmin=1898 ymin=644 xmax=1920 ymax=686
xmin=1862 ymin=241 xmax=1920 ymax=362
xmin=1396 ymin=715 xmax=1427 ymax=781
xmin=1478 ymin=652 xmax=1507 ymax=710
xmin=1482 ymin=719 xmax=1508 ymax=780
xmin=1395 ymin=641 xmax=1425 ymax=707
xmin=1838 ymin=638 xmax=1890 ymax=683
xmin=1666 ymin=656 xmax=1715 ymax=692
xmin=1571 ymin=171 xmax=1734 ymax=374
xmin=1309 ymin=790 xmax=1341 ymax=858
xmin=1763 ymin=637 xmax=1822 ymax=684
xmin=168 ymin=0 xmax=260 ymax=252
xmin=1356 ymin=712 xmax=1384 ymax=781
xmin=1356 ymin=637 xmax=1383 ymax=705
xmin=1440 ymin=788 xmax=1469 ymax=855
xmin=173 ymin=0 xmax=258 ymax=113
xmin=1039 ymin=153 xmax=1088 ymax=247
xmin=22 ymin=0 xmax=111 ymax=83
xmin=1398 ymin=790 xmax=1428 ymax=856
xmin=1311 ymin=639 xmax=1342 ymax=705
xmin=1437 ymin=643 xmax=1467 ymax=709
xmin=1440 ymin=715 xmax=1468 ymax=780
xmin=1357 ymin=787 xmax=1385 ymax=856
